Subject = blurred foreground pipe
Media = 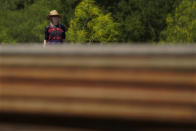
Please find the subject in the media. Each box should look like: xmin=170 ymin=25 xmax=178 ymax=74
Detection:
xmin=0 ymin=45 xmax=196 ymax=125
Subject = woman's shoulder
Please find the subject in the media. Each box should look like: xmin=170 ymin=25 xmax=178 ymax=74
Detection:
xmin=45 ymin=25 xmax=50 ymax=30
xmin=58 ymin=24 xmax=66 ymax=31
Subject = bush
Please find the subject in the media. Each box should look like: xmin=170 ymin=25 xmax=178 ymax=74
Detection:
xmin=161 ymin=0 xmax=196 ymax=43
xmin=66 ymin=0 xmax=120 ymax=43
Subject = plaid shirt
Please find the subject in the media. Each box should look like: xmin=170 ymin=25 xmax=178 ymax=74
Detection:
xmin=45 ymin=24 xmax=66 ymax=43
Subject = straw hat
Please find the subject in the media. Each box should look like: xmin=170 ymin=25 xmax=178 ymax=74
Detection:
xmin=47 ymin=10 xmax=61 ymax=20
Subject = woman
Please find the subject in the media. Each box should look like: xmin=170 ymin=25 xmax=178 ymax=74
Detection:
xmin=44 ymin=10 xmax=65 ymax=46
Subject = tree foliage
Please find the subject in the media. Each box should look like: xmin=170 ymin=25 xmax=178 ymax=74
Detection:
xmin=66 ymin=0 xmax=120 ymax=43
xmin=0 ymin=0 xmax=190 ymax=44
xmin=0 ymin=0 xmax=35 ymax=10
xmin=161 ymin=0 xmax=196 ymax=43
xmin=96 ymin=0 xmax=180 ymax=42
xmin=0 ymin=0 xmax=64 ymax=44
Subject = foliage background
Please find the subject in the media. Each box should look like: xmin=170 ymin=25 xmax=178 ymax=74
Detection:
xmin=0 ymin=0 xmax=195 ymax=44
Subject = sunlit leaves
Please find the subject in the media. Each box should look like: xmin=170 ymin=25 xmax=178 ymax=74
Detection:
xmin=161 ymin=0 xmax=196 ymax=43
xmin=66 ymin=0 xmax=120 ymax=43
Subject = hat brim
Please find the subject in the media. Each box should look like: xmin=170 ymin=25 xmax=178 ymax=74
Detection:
xmin=46 ymin=15 xmax=61 ymax=20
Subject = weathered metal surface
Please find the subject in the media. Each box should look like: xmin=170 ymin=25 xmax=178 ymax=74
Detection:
xmin=0 ymin=45 xmax=196 ymax=130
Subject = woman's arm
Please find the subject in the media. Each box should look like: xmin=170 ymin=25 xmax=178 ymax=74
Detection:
xmin=44 ymin=26 xmax=49 ymax=47
xmin=43 ymin=40 xmax=47 ymax=47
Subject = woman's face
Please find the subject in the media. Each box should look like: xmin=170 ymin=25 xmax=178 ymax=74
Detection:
xmin=51 ymin=16 xmax=59 ymax=24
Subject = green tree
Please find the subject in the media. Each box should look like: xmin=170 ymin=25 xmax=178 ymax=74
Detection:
xmin=0 ymin=0 xmax=182 ymax=44
xmin=97 ymin=0 xmax=180 ymax=42
xmin=0 ymin=0 xmax=63 ymax=44
xmin=161 ymin=0 xmax=196 ymax=43
xmin=60 ymin=0 xmax=80 ymax=26
xmin=0 ymin=0 xmax=35 ymax=10
xmin=66 ymin=0 xmax=120 ymax=43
